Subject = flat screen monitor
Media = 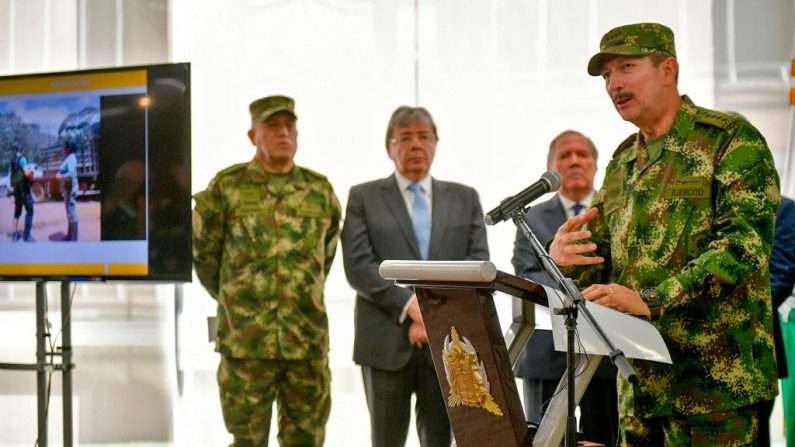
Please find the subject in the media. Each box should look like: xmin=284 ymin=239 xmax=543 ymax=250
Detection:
xmin=0 ymin=62 xmax=191 ymax=282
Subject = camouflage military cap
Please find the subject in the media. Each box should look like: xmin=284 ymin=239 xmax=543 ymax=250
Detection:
xmin=587 ymin=23 xmax=676 ymax=76
xmin=249 ymin=95 xmax=296 ymax=122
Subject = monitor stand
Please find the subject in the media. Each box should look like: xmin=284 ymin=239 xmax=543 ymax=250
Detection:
xmin=0 ymin=280 xmax=74 ymax=447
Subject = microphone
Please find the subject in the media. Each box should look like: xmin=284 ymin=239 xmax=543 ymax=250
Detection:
xmin=484 ymin=171 xmax=561 ymax=225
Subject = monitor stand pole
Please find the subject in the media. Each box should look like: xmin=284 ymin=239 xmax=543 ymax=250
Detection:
xmin=35 ymin=280 xmax=48 ymax=447
xmin=0 ymin=280 xmax=74 ymax=447
xmin=60 ymin=281 xmax=74 ymax=447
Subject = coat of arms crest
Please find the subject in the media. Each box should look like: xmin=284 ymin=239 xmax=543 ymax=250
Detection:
xmin=442 ymin=326 xmax=503 ymax=416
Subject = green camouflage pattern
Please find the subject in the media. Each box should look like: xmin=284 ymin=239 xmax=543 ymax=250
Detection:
xmin=249 ymin=95 xmax=296 ymax=122
xmin=569 ymin=96 xmax=780 ymax=419
xmin=193 ymin=159 xmax=341 ymax=359
xmin=621 ymin=403 xmax=757 ymax=446
xmin=218 ymin=356 xmax=331 ymax=446
xmin=588 ymin=22 xmax=676 ymax=75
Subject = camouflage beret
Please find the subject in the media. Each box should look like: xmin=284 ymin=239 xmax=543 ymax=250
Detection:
xmin=249 ymin=95 xmax=296 ymax=122
xmin=587 ymin=23 xmax=676 ymax=76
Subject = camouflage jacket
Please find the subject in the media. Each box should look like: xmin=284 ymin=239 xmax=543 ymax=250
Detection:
xmin=193 ymin=159 xmax=341 ymax=360
xmin=571 ymin=96 xmax=780 ymax=418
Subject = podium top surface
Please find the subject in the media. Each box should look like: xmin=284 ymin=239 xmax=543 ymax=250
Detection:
xmin=379 ymin=260 xmax=548 ymax=307
xmin=379 ymin=260 xmax=498 ymax=282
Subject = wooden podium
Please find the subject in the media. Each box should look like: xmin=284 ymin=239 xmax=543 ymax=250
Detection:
xmin=380 ymin=261 xmax=549 ymax=447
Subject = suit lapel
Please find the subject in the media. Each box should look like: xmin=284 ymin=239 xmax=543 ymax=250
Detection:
xmin=545 ymin=195 xmax=567 ymax=228
xmin=527 ymin=194 xmax=567 ymax=237
xmin=380 ymin=175 xmax=421 ymax=259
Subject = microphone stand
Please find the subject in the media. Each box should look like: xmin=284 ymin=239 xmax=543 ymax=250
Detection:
xmin=511 ymin=209 xmax=636 ymax=447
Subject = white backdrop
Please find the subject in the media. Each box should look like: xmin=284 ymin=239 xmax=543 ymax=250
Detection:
xmin=173 ymin=0 xmax=715 ymax=302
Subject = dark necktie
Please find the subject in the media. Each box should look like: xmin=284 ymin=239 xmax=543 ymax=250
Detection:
xmin=408 ymin=182 xmax=431 ymax=260
xmin=572 ymin=202 xmax=583 ymax=216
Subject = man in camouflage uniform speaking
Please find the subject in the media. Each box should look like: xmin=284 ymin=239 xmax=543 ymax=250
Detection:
xmin=193 ymin=95 xmax=341 ymax=447
xmin=549 ymin=23 xmax=780 ymax=445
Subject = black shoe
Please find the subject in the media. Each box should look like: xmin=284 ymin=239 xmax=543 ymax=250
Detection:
xmin=23 ymin=234 xmax=36 ymax=242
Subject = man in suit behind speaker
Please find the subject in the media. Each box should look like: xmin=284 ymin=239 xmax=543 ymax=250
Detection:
xmin=341 ymin=106 xmax=489 ymax=447
xmin=511 ymin=130 xmax=618 ymax=446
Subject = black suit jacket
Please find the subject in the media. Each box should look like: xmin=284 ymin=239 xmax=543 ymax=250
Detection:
xmin=511 ymin=194 xmax=616 ymax=380
xmin=342 ymin=174 xmax=489 ymax=371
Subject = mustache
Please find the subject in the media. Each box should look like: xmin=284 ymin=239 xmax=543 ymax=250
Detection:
xmin=612 ymin=92 xmax=633 ymax=103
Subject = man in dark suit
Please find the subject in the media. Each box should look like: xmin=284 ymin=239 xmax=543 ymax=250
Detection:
xmin=511 ymin=130 xmax=618 ymax=446
xmin=758 ymin=196 xmax=795 ymax=446
xmin=341 ymin=106 xmax=489 ymax=447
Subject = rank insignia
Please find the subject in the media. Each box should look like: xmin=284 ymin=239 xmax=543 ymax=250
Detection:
xmin=442 ymin=326 xmax=504 ymax=416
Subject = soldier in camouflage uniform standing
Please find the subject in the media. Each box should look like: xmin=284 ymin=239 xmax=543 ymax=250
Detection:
xmin=10 ymin=145 xmax=35 ymax=242
xmin=193 ymin=95 xmax=341 ymax=447
xmin=549 ymin=23 xmax=780 ymax=445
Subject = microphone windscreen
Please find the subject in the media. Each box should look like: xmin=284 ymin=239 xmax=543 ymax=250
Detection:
xmin=541 ymin=170 xmax=561 ymax=191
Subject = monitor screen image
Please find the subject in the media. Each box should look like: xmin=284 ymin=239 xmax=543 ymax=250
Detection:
xmin=0 ymin=63 xmax=191 ymax=282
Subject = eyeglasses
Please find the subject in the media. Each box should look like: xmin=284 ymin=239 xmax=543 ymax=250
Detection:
xmin=390 ymin=132 xmax=436 ymax=146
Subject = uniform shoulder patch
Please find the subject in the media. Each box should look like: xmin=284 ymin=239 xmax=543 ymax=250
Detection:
xmin=612 ymin=134 xmax=637 ymax=157
xmin=696 ymin=109 xmax=738 ymax=130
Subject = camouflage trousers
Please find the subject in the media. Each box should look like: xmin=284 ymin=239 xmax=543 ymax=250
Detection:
xmin=620 ymin=404 xmax=758 ymax=446
xmin=218 ymin=356 xmax=331 ymax=447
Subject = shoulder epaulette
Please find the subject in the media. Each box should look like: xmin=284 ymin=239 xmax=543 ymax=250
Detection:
xmin=214 ymin=162 xmax=247 ymax=178
xmin=612 ymin=134 xmax=637 ymax=157
xmin=696 ymin=109 xmax=737 ymax=130
xmin=301 ymin=166 xmax=328 ymax=181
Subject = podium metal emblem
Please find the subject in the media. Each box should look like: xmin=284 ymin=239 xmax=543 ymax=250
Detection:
xmin=443 ymin=326 xmax=504 ymax=416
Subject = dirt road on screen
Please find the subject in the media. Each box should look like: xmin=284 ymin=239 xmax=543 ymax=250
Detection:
xmin=0 ymin=196 xmax=100 ymax=243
